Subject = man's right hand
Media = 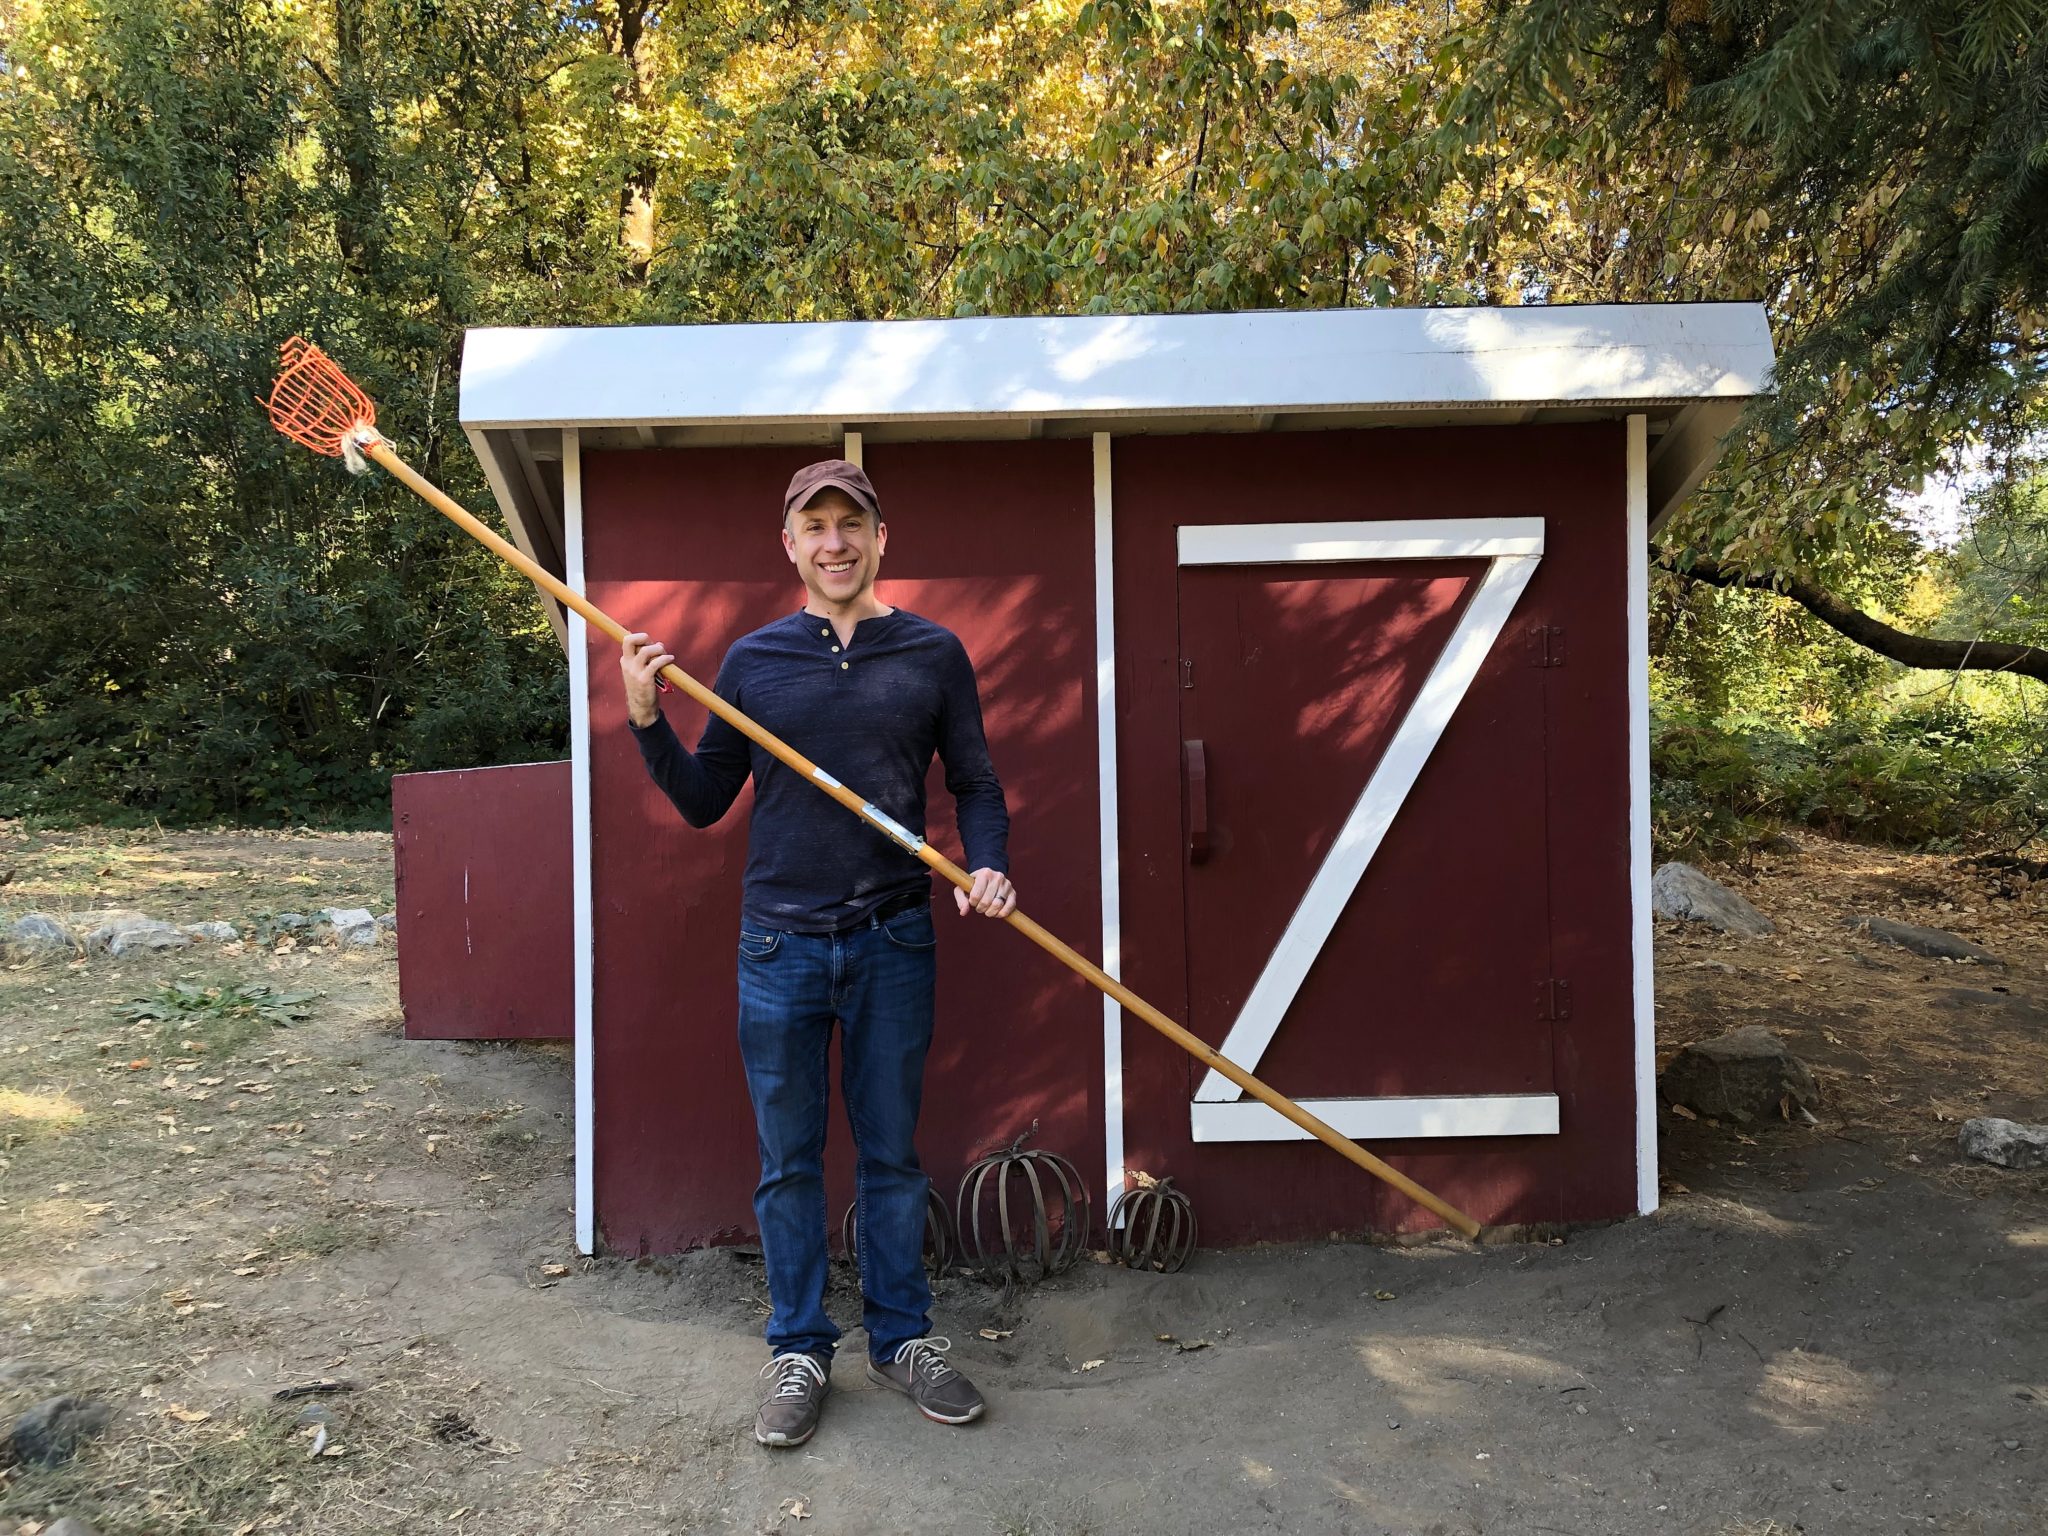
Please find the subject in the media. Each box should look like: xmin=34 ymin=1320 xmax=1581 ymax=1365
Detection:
xmin=621 ymin=632 xmax=675 ymax=728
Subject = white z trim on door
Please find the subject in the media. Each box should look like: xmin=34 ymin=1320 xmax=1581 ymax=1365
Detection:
xmin=1176 ymin=518 xmax=1561 ymax=1143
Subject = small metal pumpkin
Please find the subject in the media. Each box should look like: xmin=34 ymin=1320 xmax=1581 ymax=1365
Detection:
xmin=1106 ymin=1173 xmax=1198 ymax=1273
xmin=840 ymin=1187 xmax=954 ymax=1276
xmin=956 ymin=1126 xmax=1091 ymax=1282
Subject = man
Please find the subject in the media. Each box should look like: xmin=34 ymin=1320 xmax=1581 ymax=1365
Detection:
xmin=618 ymin=458 xmax=1016 ymax=1448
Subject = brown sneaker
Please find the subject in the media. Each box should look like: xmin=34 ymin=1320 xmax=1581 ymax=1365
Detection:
xmin=867 ymin=1337 xmax=985 ymax=1425
xmin=755 ymin=1352 xmax=830 ymax=1447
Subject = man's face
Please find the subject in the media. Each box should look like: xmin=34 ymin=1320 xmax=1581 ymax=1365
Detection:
xmin=782 ymin=488 xmax=886 ymax=607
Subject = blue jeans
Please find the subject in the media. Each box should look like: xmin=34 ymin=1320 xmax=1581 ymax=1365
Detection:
xmin=736 ymin=901 xmax=938 ymax=1364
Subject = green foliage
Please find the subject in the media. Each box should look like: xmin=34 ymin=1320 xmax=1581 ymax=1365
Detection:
xmin=0 ymin=0 xmax=2039 ymax=838
xmin=1935 ymin=438 xmax=2048 ymax=654
xmin=121 ymin=978 xmax=320 ymax=1057
xmin=121 ymin=980 xmax=319 ymax=1028
xmin=1438 ymin=0 xmax=2048 ymax=581
xmin=1651 ymin=700 xmax=2047 ymax=861
xmin=0 ymin=0 xmax=587 ymax=824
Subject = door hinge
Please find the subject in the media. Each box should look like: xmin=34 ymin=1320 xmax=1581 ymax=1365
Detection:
xmin=1535 ymin=978 xmax=1572 ymax=1022
xmin=1528 ymin=624 xmax=1566 ymax=668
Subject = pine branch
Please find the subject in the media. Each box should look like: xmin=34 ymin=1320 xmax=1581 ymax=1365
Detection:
xmin=1656 ymin=549 xmax=2048 ymax=683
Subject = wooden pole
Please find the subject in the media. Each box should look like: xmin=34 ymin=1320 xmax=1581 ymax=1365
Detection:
xmin=366 ymin=437 xmax=1485 ymax=1239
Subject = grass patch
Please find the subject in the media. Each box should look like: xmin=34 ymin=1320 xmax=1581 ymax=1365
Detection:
xmin=0 ymin=1407 xmax=321 ymax=1535
xmin=120 ymin=981 xmax=318 ymax=1059
xmin=0 ymin=1085 xmax=86 ymax=1134
xmin=270 ymin=1213 xmax=384 ymax=1260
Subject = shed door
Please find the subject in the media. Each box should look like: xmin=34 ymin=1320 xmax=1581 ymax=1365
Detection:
xmin=1173 ymin=521 xmax=1559 ymax=1144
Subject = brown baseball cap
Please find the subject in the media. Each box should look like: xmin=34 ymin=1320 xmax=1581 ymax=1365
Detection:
xmin=783 ymin=459 xmax=881 ymax=522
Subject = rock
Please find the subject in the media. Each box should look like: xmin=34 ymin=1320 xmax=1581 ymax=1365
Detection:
xmin=179 ymin=921 xmax=239 ymax=943
xmin=271 ymin=913 xmax=312 ymax=932
xmin=1659 ymin=1026 xmax=1820 ymax=1125
xmin=318 ymin=907 xmax=378 ymax=946
xmin=76 ymin=910 xmax=159 ymax=952
xmin=44 ymin=1518 xmax=104 ymax=1536
xmin=4 ymin=1394 xmax=112 ymax=1466
xmin=105 ymin=921 xmax=191 ymax=957
xmin=375 ymin=911 xmax=397 ymax=935
xmin=1651 ymin=863 xmax=1775 ymax=937
xmin=8 ymin=913 xmax=77 ymax=954
xmin=1958 ymin=1117 xmax=2048 ymax=1171
xmin=1843 ymin=915 xmax=2002 ymax=966
xmin=293 ymin=1403 xmax=337 ymax=1429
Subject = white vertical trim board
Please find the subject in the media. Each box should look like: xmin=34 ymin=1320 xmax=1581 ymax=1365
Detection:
xmin=1180 ymin=516 xmax=1559 ymax=1142
xmin=1092 ymin=434 xmax=1127 ymax=1216
xmin=842 ymin=430 xmax=863 ymax=468
xmin=565 ymin=430 xmax=597 ymax=1255
xmin=1627 ymin=415 xmax=1658 ymax=1214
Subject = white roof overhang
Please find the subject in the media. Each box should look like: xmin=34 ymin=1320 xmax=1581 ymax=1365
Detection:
xmin=457 ymin=303 xmax=1773 ymax=642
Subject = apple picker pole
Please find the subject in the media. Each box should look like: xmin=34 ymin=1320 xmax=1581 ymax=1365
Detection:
xmin=260 ymin=336 xmax=1484 ymax=1240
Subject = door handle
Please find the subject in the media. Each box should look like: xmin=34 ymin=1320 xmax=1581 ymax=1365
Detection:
xmin=1183 ymin=738 xmax=1209 ymax=865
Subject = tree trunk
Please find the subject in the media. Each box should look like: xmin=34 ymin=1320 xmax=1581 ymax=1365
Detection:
xmin=331 ymin=0 xmax=384 ymax=276
xmin=613 ymin=0 xmax=659 ymax=284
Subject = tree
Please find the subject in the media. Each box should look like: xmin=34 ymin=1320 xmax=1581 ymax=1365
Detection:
xmin=1435 ymin=0 xmax=2048 ymax=658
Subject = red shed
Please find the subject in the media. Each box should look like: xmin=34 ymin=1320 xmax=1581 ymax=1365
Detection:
xmin=444 ymin=304 xmax=1773 ymax=1255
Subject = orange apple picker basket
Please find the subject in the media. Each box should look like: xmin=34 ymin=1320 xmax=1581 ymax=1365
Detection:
xmin=261 ymin=335 xmax=1483 ymax=1240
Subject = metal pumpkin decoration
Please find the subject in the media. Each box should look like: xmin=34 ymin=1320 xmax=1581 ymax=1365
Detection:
xmin=956 ymin=1127 xmax=1091 ymax=1282
xmin=840 ymin=1187 xmax=954 ymax=1276
xmin=1106 ymin=1174 xmax=1198 ymax=1273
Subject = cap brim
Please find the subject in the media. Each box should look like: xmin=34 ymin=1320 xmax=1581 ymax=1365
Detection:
xmin=790 ymin=477 xmax=880 ymax=517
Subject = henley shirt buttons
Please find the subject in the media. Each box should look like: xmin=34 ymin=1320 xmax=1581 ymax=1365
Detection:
xmin=831 ymin=645 xmax=840 ymax=653
xmin=841 ymin=661 xmax=849 ymax=670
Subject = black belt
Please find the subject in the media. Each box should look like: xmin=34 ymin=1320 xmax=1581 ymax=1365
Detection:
xmin=864 ymin=888 xmax=930 ymax=927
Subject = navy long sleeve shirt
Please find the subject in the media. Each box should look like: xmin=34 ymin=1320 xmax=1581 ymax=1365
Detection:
xmin=628 ymin=608 xmax=1010 ymax=934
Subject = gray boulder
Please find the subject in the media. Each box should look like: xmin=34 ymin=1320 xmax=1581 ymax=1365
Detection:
xmin=1958 ymin=1117 xmax=2048 ymax=1171
xmin=4 ymin=1394 xmax=112 ymax=1466
xmin=1651 ymin=863 xmax=1776 ymax=937
xmin=1659 ymin=1025 xmax=1820 ymax=1125
xmin=1844 ymin=915 xmax=2003 ymax=966
xmin=178 ymin=921 xmax=239 ymax=943
xmin=318 ymin=906 xmax=378 ymax=946
xmin=271 ymin=913 xmax=312 ymax=931
xmin=105 ymin=921 xmax=190 ymax=958
xmin=375 ymin=911 xmax=397 ymax=935
xmin=77 ymin=910 xmax=159 ymax=953
xmin=8 ymin=913 xmax=76 ymax=955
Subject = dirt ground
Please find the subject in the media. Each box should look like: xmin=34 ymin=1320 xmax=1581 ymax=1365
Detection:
xmin=1 ymin=823 xmax=2044 ymax=1535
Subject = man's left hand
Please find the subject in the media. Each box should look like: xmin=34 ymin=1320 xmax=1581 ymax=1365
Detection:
xmin=956 ymin=868 xmax=1017 ymax=919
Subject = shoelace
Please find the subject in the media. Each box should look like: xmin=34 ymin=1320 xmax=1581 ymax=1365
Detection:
xmin=891 ymin=1336 xmax=958 ymax=1383
xmin=761 ymin=1351 xmax=827 ymax=1401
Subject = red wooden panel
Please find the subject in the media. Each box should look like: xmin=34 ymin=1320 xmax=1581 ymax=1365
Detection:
xmin=1113 ymin=424 xmax=1633 ymax=1243
xmin=1176 ymin=560 xmax=1554 ymax=1101
xmin=584 ymin=440 xmax=1101 ymax=1256
xmin=392 ymin=762 xmax=573 ymax=1041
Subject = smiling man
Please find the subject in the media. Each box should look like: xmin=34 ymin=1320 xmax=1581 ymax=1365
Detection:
xmin=618 ymin=458 xmax=1015 ymax=1448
